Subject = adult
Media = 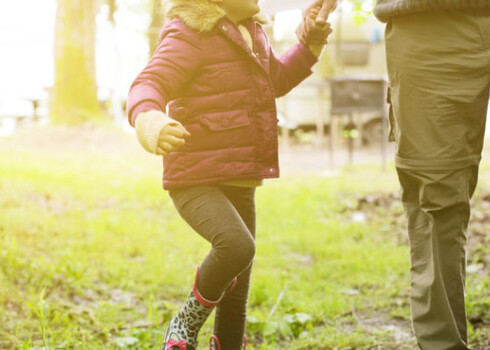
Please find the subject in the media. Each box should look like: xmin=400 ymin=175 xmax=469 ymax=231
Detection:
xmin=373 ymin=1 xmax=490 ymax=349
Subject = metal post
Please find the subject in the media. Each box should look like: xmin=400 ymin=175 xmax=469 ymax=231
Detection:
xmin=381 ymin=81 xmax=388 ymax=172
xmin=281 ymin=97 xmax=290 ymax=150
xmin=316 ymin=86 xmax=325 ymax=148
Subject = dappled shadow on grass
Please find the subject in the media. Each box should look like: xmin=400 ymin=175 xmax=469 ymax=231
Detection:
xmin=0 ymin=126 xmax=489 ymax=349
xmin=340 ymin=191 xmax=489 ymax=277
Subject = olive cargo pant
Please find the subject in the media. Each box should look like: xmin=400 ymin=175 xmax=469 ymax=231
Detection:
xmin=385 ymin=9 xmax=490 ymax=350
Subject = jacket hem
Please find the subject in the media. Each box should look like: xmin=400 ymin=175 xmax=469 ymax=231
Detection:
xmin=162 ymin=173 xmax=279 ymax=190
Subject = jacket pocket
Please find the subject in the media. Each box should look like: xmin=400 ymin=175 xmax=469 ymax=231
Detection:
xmin=199 ymin=109 xmax=250 ymax=131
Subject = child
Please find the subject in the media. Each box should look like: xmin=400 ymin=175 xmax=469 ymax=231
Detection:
xmin=127 ymin=0 xmax=333 ymax=349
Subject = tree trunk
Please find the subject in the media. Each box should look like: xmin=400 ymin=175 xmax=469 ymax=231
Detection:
xmin=52 ymin=0 xmax=101 ymax=124
xmin=148 ymin=0 xmax=165 ymax=55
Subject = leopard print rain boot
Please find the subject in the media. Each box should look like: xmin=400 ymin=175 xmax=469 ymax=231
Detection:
xmin=163 ymin=267 xmax=237 ymax=350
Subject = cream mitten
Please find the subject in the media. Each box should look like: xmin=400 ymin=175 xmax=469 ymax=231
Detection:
xmin=134 ymin=110 xmax=180 ymax=154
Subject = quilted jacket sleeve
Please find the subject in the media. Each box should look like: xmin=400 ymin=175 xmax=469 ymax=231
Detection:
xmin=268 ymin=42 xmax=319 ymax=98
xmin=127 ymin=20 xmax=202 ymax=126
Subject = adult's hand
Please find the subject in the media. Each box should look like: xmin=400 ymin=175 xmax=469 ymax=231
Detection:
xmin=315 ymin=0 xmax=338 ymax=23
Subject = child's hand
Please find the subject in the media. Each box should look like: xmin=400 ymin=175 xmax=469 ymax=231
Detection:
xmin=157 ymin=122 xmax=191 ymax=156
xmin=296 ymin=4 xmax=333 ymax=48
xmin=309 ymin=6 xmax=334 ymax=44
xmin=134 ymin=110 xmax=190 ymax=156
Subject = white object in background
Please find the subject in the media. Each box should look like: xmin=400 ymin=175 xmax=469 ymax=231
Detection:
xmin=0 ymin=117 xmax=17 ymax=137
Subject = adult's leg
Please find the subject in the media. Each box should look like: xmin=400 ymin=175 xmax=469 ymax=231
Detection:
xmin=397 ymin=166 xmax=478 ymax=350
xmin=385 ymin=9 xmax=490 ymax=350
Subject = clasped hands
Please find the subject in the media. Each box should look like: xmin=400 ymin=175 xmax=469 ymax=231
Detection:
xmin=297 ymin=0 xmax=338 ymax=48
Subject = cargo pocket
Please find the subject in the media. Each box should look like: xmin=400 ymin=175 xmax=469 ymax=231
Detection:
xmin=387 ymin=86 xmax=396 ymax=143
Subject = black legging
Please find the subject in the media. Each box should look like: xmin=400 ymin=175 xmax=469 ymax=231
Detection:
xmin=168 ymin=184 xmax=256 ymax=349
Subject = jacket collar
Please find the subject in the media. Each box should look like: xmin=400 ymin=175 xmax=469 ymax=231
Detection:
xmin=217 ymin=18 xmax=270 ymax=74
xmin=166 ymin=0 xmax=268 ymax=33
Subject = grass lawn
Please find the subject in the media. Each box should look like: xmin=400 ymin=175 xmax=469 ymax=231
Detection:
xmin=0 ymin=125 xmax=488 ymax=349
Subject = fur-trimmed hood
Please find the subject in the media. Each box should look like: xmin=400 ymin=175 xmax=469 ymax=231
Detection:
xmin=166 ymin=0 xmax=269 ymax=32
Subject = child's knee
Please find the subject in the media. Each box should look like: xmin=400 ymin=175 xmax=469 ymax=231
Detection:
xmin=228 ymin=235 xmax=256 ymax=270
xmin=240 ymin=237 xmax=256 ymax=264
